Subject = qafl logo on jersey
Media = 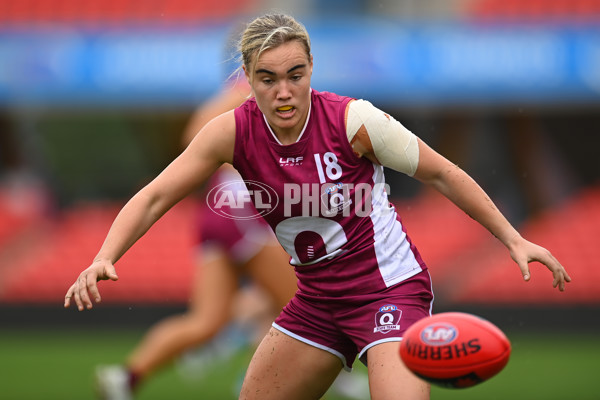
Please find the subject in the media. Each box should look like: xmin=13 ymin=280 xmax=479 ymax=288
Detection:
xmin=373 ymin=304 xmax=402 ymax=334
xmin=206 ymin=180 xmax=279 ymax=220
xmin=420 ymin=323 xmax=458 ymax=346
xmin=320 ymin=182 xmax=353 ymax=217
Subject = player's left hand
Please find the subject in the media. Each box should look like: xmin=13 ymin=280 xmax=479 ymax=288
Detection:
xmin=507 ymin=235 xmax=571 ymax=291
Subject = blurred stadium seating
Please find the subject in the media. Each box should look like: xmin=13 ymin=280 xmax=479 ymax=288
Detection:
xmin=468 ymin=0 xmax=600 ymax=22
xmin=405 ymin=186 xmax=600 ymax=305
xmin=0 ymin=0 xmax=259 ymax=26
xmin=0 ymin=0 xmax=598 ymax=311
xmin=0 ymin=187 xmax=43 ymax=248
xmin=0 ymin=199 xmax=196 ymax=304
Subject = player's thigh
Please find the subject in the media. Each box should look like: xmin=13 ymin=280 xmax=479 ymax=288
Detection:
xmin=366 ymin=341 xmax=430 ymax=400
xmin=189 ymin=248 xmax=238 ymax=324
xmin=240 ymin=327 xmax=343 ymax=400
xmin=244 ymin=242 xmax=297 ymax=311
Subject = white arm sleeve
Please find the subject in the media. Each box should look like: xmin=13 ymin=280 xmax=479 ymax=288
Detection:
xmin=346 ymin=99 xmax=419 ymax=176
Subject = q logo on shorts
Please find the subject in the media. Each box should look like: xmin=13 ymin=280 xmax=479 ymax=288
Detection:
xmin=373 ymin=304 xmax=402 ymax=334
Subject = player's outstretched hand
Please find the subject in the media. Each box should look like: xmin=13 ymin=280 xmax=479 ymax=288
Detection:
xmin=507 ymin=235 xmax=571 ymax=291
xmin=64 ymin=260 xmax=119 ymax=311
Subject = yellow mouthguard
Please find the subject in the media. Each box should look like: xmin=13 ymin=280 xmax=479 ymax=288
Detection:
xmin=277 ymin=106 xmax=293 ymax=111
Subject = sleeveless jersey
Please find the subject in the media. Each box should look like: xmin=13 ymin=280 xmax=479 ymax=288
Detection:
xmin=233 ymin=89 xmax=426 ymax=296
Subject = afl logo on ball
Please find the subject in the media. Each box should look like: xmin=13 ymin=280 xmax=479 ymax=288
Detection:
xmin=420 ymin=323 xmax=458 ymax=346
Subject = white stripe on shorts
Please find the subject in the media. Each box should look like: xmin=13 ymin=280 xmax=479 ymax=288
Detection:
xmin=272 ymin=322 xmax=352 ymax=372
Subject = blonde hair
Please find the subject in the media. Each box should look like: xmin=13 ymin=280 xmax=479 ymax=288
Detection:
xmin=237 ymin=14 xmax=311 ymax=77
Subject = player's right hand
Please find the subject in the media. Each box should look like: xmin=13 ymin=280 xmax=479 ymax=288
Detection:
xmin=64 ymin=260 xmax=119 ymax=311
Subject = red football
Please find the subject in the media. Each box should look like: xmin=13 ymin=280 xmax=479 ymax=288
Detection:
xmin=399 ymin=312 xmax=511 ymax=388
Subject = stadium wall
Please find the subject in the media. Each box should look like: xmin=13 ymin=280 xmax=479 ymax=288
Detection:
xmin=2 ymin=19 xmax=600 ymax=108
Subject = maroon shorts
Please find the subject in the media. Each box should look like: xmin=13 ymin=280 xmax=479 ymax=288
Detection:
xmin=273 ymin=269 xmax=433 ymax=371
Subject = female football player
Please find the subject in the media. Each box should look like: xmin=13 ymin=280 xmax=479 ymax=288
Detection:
xmin=66 ymin=13 xmax=570 ymax=400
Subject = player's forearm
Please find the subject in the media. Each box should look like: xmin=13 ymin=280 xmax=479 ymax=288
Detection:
xmin=94 ymin=189 xmax=168 ymax=265
xmin=428 ymin=164 xmax=521 ymax=248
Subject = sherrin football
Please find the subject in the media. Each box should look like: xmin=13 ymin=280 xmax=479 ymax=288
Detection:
xmin=399 ymin=312 xmax=511 ymax=388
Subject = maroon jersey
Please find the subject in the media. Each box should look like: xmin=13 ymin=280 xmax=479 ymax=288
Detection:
xmin=233 ymin=89 xmax=427 ymax=296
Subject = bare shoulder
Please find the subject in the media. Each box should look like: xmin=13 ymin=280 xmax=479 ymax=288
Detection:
xmin=188 ymin=109 xmax=237 ymax=165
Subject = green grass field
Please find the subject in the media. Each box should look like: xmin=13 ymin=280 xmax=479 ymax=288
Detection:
xmin=0 ymin=328 xmax=597 ymax=400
